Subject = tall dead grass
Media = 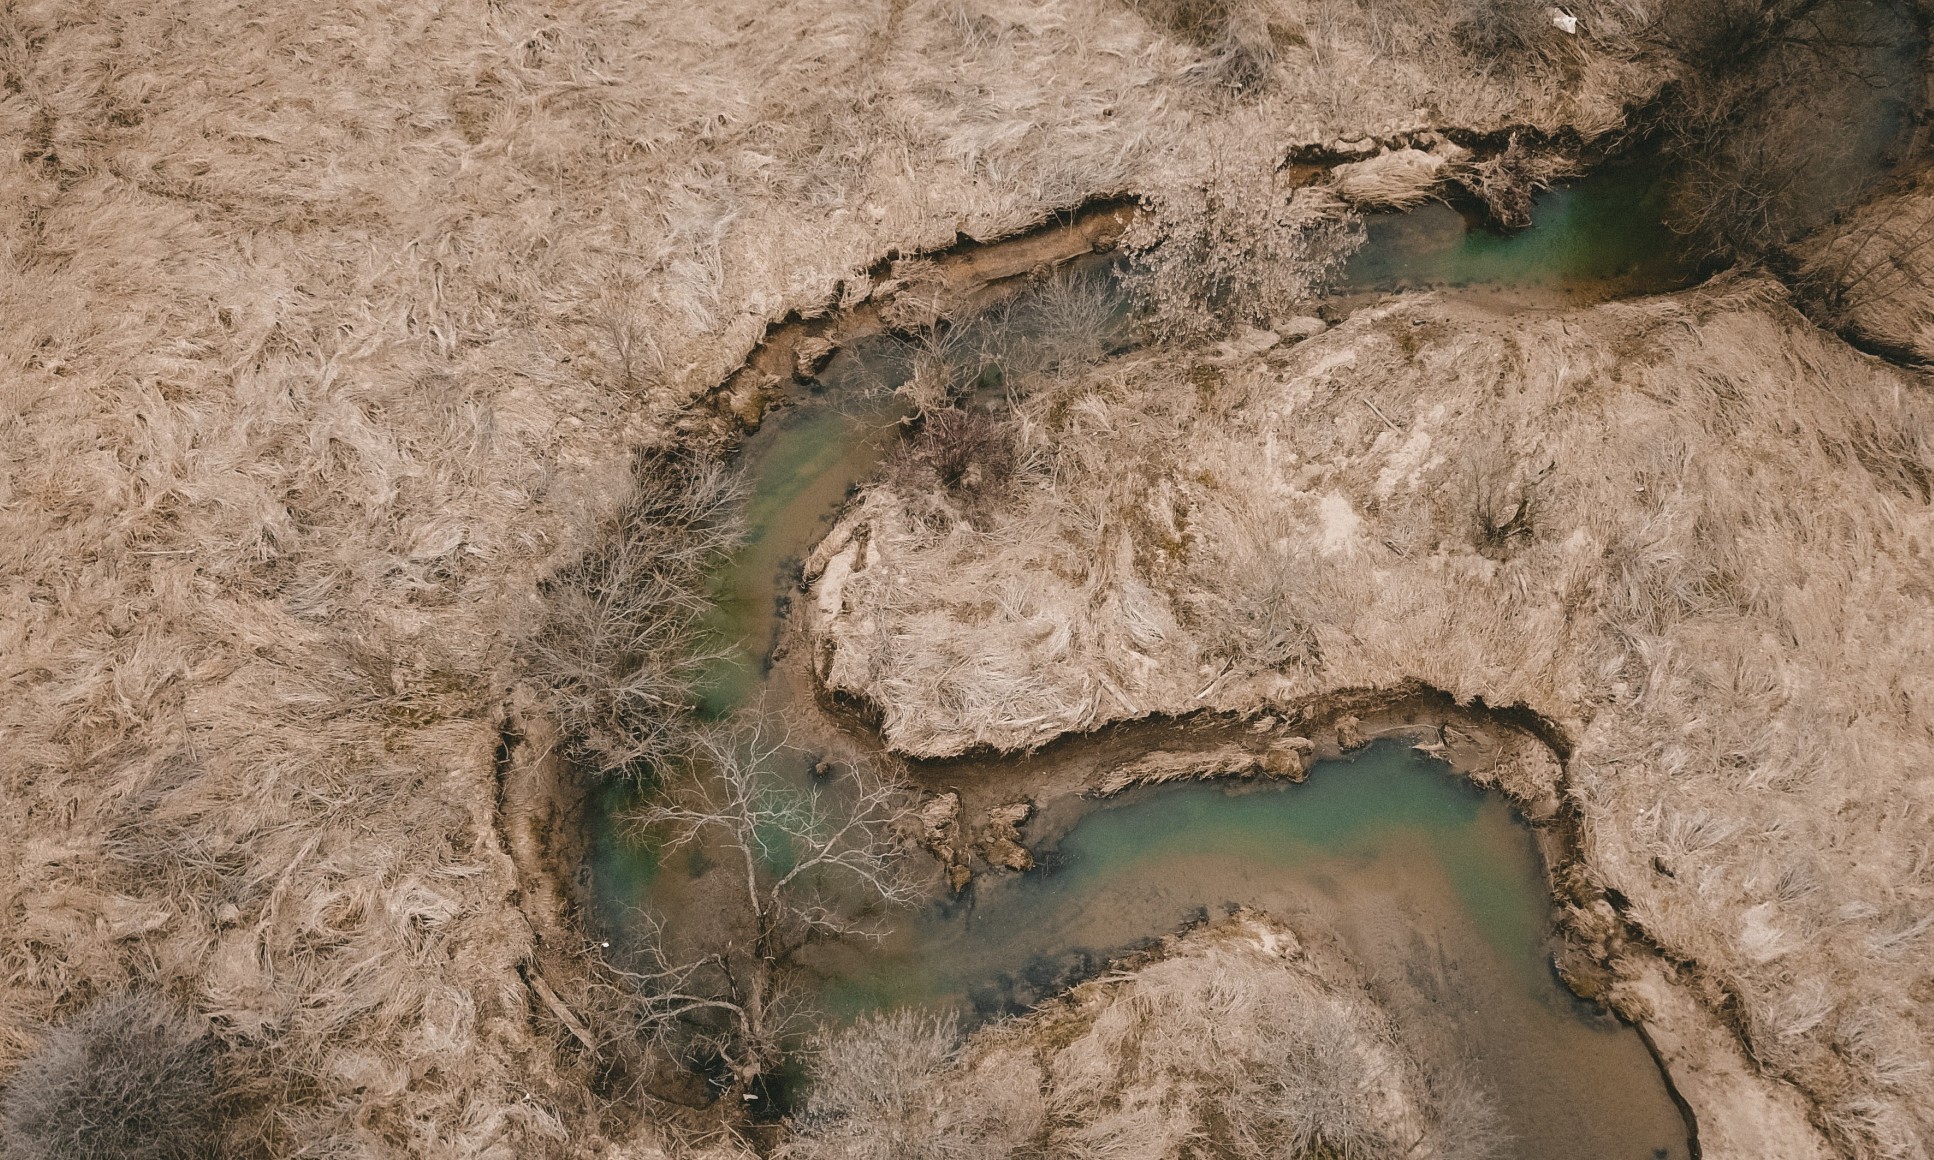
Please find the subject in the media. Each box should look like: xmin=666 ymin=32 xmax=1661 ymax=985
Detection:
xmin=0 ymin=0 xmax=1668 ymax=1151
xmin=786 ymin=917 xmax=1504 ymax=1159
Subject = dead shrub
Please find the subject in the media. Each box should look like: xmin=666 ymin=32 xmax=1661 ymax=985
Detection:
xmin=1656 ymin=0 xmax=1922 ymax=262
xmin=1451 ymin=0 xmax=1549 ymax=59
xmin=1127 ymin=150 xmax=1363 ymax=343
xmin=784 ymin=1010 xmax=1034 ymax=1160
xmin=887 ymin=408 xmax=1018 ymax=508
xmin=622 ymin=735 xmax=925 ymax=1091
xmin=0 ymin=993 xmax=230 ymax=1160
xmin=1454 ymin=136 xmax=1563 ymax=231
xmin=1124 ymin=0 xmax=1283 ymax=93
xmin=522 ymin=453 xmax=743 ymax=779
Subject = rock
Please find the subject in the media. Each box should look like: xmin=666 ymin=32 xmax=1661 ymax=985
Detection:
xmin=1335 ymin=715 xmax=1366 ymax=751
xmin=977 ymin=800 xmax=1036 ymax=872
xmin=793 ymin=336 xmax=836 ymax=379
xmin=1278 ymin=315 xmax=1328 ymax=342
xmin=981 ymin=836 xmax=1035 ymax=872
xmin=988 ymin=801 xmax=1032 ymax=829
xmin=1261 ymin=743 xmax=1309 ymax=781
xmin=919 ymin=792 xmax=963 ymax=864
xmin=1208 ymin=327 xmax=1280 ymax=364
xmin=947 ymin=863 xmax=975 ymax=893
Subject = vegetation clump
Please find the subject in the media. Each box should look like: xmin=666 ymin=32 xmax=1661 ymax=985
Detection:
xmin=0 ymin=993 xmax=230 ymax=1160
xmin=521 ymin=453 xmax=742 ymax=779
xmin=787 ymin=920 xmax=1506 ymax=1160
xmin=1127 ymin=152 xmax=1364 ymax=343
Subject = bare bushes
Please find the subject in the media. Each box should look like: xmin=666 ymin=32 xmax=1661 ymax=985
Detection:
xmin=1656 ymin=0 xmax=1922 ymax=262
xmin=619 ymin=737 xmax=923 ymax=1088
xmin=0 ymin=993 xmax=230 ymax=1160
xmin=522 ymin=454 xmax=742 ymax=779
xmin=887 ymin=408 xmax=1018 ymax=512
xmin=1127 ymin=154 xmax=1363 ymax=343
xmin=785 ymin=1011 xmax=1040 ymax=1160
xmin=889 ymin=265 xmax=1133 ymax=414
xmin=1450 ymin=0 xmax=1552 ymax=60
xmin=1797 ymin=170 xmax=1934 ymax=364
xmin=1184 ymin=501 xmax=1327 ymax=674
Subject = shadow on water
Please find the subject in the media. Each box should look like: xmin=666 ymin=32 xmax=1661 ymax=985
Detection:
xmin=1338 ymin=150 xmax=1711 ymax=303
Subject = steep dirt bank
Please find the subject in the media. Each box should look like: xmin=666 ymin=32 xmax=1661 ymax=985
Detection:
xmin=803 ymin=279 xmax=1934 ymax=1157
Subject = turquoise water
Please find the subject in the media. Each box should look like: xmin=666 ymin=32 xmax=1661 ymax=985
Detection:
xmin=587 ymin=173 xmax=1720 ymax=1155
xmin=812 ymin=745 xmax=1546 ymax=1014
xmin=608 ymin=743 xmax=1693 ymax=1158
xmin=1341 ymin=158 xmax=1703 ymax=300
xmin=695 ymin=347 xmax=913 ymax=717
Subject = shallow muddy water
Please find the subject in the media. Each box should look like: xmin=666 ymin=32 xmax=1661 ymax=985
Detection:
xmin=810 ymin=744 xmax=1689 ymax=1160
xmin=601 ymin=743 xmax=1693 ymax=1158
xmin=695 ymin=344 xmax=914 ymax=716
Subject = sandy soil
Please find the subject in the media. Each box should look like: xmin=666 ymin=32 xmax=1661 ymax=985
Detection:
xmin=805 ymin=278 xmax=1934 ymax=1157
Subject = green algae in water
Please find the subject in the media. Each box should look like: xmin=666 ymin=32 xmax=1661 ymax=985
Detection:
xmin=1341 ymin=159 xmax=1703 ymax=299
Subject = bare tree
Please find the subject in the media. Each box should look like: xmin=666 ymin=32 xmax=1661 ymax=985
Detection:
xmin=623 ymin=732 xmax=924 ymax=1089
xmin=521 ymin=452 xmax=743 ymax=778
xmin=1656 ymin=0 xmax=1919 ymax=263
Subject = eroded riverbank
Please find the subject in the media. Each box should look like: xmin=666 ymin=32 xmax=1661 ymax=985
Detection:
xmin=557 ymin=143 xmax=1802 ymax=1156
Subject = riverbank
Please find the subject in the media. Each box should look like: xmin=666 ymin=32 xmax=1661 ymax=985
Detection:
xmin=803 ymin=277 xmax=1934 ymax=1156
xmin=0 ymin=0 xmax=1686 ymax=1151
xmin=786 ymin=910 xmax=1501 ymax=1159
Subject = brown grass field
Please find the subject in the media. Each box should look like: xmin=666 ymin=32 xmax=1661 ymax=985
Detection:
xmin=2 ymin=0 xmax=1925 ymax=1155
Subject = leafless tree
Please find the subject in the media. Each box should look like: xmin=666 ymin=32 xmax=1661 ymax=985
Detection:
xmin=1656 ymin=0 xmax=1918 ymax=263
xmin=522 ymin=453 xmax=743 ymax=778
xmin=623 ymin=732 xmax=924 ymax=1089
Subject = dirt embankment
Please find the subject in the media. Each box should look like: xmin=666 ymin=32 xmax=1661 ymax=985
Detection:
xmin=803 ymin=280 xmax=1934 ymax=1158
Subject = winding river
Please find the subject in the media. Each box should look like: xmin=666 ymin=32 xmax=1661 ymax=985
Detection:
xmin=585 ymin=125 xmax=1909 ymax=1155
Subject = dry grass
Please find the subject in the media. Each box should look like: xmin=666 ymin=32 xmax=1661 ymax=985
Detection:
xmin=1798 ymin=165 xmax=1934 ymax=366
xmin=785 ymin=915 xmax=1504 ymax=1159
xmin=1 ymin=992 xmax=228 ymax=1160
xmin=0 ymin=0 xmax=1671 ymax=1152
xmin=807 ymin=279 xmax=1934 ymax=1157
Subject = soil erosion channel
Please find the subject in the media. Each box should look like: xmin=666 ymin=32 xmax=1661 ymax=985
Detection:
xmin=592 ymin=165 xmax=1707 ymax=1156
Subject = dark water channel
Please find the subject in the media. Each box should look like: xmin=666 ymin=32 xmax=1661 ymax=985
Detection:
xmin=1338 ymin=155 xmax=1707 ymax=301
xmin=589 ymin=158 xmax=1737 ymax=1155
